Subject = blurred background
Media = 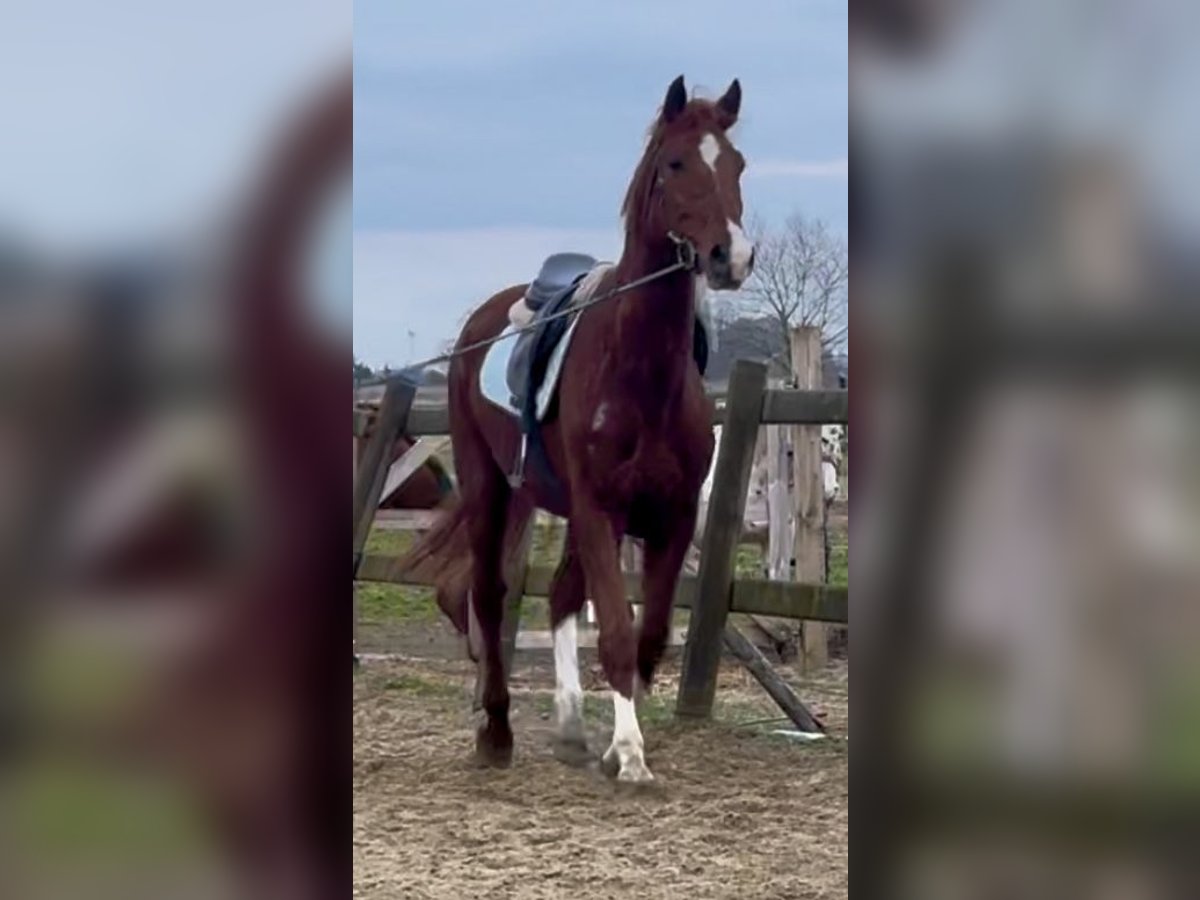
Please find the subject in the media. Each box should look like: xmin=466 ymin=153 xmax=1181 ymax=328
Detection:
xmin=852 ymin=1 xmax=1200 ymax=897
xmin=6 ymin=0 xmax=1200 ymax=897
xmin=1 ymin=2 xmax=350 ymax=898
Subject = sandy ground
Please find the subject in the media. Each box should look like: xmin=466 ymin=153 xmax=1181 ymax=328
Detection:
xmin=354 ymin=648 xmax=848 ymax=900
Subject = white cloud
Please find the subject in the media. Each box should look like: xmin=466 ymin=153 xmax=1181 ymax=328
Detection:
xmin=747 ymin=158 xmax=848 ymax=179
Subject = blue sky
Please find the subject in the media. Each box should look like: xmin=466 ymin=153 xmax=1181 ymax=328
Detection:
xmin=354 ymin=0 xmax=847 ymax=368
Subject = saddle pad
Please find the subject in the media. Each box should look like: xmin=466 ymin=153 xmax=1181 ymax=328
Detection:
xmin=480 ymin=313 xmax=584 ymax=421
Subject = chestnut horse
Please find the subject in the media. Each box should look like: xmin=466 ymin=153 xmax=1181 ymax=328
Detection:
xmin=408 ymin=76 xmax=754 ymax=782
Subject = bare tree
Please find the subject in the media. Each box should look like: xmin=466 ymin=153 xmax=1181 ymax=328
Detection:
xmin=739 ymin=214 xmax=849 ymax=370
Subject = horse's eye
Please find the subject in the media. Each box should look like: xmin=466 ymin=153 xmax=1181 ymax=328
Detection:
xmin=667 ymin=159 xmax=684 ymax=172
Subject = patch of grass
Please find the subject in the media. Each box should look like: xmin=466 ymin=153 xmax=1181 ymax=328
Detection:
xmin=735 ymin=543 xmax=765 ymax=579
xmin=520 ymin=596 xmax=550 ymax=630
xmin=380 ymin=672 xmax=464 ymax=700
xmin=363 ymin=528 xmax=415 ymax=557
xmin=828 ymin=542 xmax=848 ymax=587
xmin=355 ymin=583 xmax=439 ymax=624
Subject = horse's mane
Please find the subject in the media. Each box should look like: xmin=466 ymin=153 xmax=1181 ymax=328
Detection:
xmin=620 ymin=98 xmax=725 ymax=240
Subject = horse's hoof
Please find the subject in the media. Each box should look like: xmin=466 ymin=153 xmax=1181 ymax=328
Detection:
xmin=599 ymin=745 xmax=621 ymax=778
xmin=474 ymin=740 xmax=514 ymax=768
xmin=474 ymin=721 xmax=514 ymax=768
xmin=552 ymin=736 xmax=593 ymax=768
xmin=616 ymin=758 xmax=656 ymax=786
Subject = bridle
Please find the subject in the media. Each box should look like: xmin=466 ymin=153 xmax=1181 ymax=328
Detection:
xmin=668 ymin=231 xmax=700 ymax=273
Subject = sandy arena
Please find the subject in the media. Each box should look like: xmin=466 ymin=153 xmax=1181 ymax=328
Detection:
xmin=354 ymin=635 xmax=847 ymax=900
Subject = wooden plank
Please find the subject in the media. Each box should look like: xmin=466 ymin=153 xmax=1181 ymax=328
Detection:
xmin=352 ymin=376 xmax=417 ymax=564
xmin=722 ymin=624 xmax=825 ymax=734
xmin=355 ymin=555 xmax=848 ymax=623
xmin=351 ymin=376 xmax=416 ymax=662
xmin=373 ymin=509 xmax=443 ymax=530
xmin=379 ymin=436 xmax=447 ymax=503
xmin=365 ymin=388 xmax=848 ymax=437
xmin=677 ymin=359 xmax=768 ymax=719
xmin=765 ymin=426 xmax=793 ymax=580
xmin=791 ymin=327 xmax=828 ymax=672
xmin=730 ymin=579 xmax=847 ymax=622
xmin=405 ymin=405 xmax=450 ymax=436
xmin=516 ymin=627 xmax=687 ymax=651
xmin=755 ymin=422 xmax=797 ymax=658
xmin=760 ymin=389 xmax=848 ymax=425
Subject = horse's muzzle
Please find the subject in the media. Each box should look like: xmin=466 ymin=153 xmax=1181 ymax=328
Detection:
xmin=705 ymin=242 xmax=754 ymax=290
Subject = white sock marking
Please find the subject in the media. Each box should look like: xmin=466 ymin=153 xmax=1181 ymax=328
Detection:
xmin=727 ymin=219 xmax=754 ymax=282
xmin=553 ymin=616 xmax=583 ymax=740
xmin=607 ymin=685 xmax=652 ymax=781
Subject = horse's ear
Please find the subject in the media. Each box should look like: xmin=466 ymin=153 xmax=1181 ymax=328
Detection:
xmin=716 ymin=78 xmax=741 ymax=129
xmin=662 ymin=75 xmax=687 ymax=124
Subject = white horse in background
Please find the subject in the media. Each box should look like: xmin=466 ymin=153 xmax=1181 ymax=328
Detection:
xmin=820 ymin=424 xmax=845 ymax=505
xmin=695 ymin=421 xmax=845 ymax=547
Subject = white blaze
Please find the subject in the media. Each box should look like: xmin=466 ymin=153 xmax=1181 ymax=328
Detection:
xmin=727 ymin=219 xmax=754 ymax=282
xmin=699 ymin=132 xmax=720 ymax=172
xmin=698 ymin=131 xmax=754 ymax=284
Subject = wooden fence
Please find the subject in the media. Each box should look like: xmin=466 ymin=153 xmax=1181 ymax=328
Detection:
xmin=352 ymin=357 xmax=848 ymax=724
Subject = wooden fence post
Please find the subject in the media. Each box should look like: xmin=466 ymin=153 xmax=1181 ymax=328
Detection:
xmin=677 ymin=359 xmax=768 ymax=719
xmin=351 ymin=375 xmax=418 ymax=660
xmin=791 ymin=327 xmax=828 ymax=671
xmin=765 ymin=425 xmax=793 ymax=582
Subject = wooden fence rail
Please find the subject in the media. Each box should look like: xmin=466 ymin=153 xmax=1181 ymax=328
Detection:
xmin=356 ymin=557 xmax=849 ymax=623
xmin=353 ymin=387 xmax=848 ymax=438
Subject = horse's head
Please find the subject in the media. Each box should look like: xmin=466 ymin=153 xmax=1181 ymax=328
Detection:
xmin=625 ymin=75 xmax=755 ymax=291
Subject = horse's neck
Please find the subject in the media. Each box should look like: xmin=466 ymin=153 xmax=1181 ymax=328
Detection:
xmin=611 ymin=234 xmax=697 ymax=394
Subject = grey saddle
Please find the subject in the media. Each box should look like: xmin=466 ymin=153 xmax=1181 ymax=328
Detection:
xmin=505 ymin=252 xmax=598 ymax=409
xmin=501 ymin=251 xmax=711 ymax=494
xmin=521 ymin=252 xmax=597 ymax=313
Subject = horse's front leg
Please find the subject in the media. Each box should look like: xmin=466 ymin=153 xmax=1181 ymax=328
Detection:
xmin=637 ymin=510 xmax=697 ymax=690
xmin=570 ymin=503 xmax=652 ymax=783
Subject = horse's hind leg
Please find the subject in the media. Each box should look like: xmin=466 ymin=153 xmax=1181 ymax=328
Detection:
xmin=547 ymin=524 xmax=591 ymax=764
xmin=460 ymin=454 xmax=516 ymax=766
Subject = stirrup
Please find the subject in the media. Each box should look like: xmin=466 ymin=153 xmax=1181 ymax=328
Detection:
xmin=508 ymin=432 xmax=527 ymax=488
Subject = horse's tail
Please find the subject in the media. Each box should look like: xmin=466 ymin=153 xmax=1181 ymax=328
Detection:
xmin=399 ymin=485 xmax=536 ymax=652
xmin=399 ymin=495 xmax=473 ymax=636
